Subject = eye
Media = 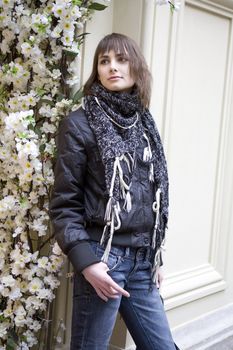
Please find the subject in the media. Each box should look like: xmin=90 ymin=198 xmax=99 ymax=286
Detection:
xmin=118 ymin=56 xmax=128 ymax=62
xmin=99 ymin=58 xmax=109 ymax=65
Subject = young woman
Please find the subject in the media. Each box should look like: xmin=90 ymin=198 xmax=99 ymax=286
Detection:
xmin=50 ymin=33 xmax=178 ymax=350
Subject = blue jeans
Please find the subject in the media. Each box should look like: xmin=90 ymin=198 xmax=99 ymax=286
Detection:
xmin=71 ymin=242 xmax=176 ymax=350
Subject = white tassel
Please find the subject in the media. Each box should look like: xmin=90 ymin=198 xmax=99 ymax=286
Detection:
xmin=104 ymin=197 xmax=113 ymax=223
xmin=152 ymin=188 xmax=161 ymax=249
xmin=114 ymin=203 xmax=121 ymax=230
xmin=152 ymin=249 xmax=161 ymax=283
xmin=123 ymin=154 xmax=132 ymax=173
xmin=151 ymin=237 xmax=166 ymax=283
xmin=100 ymin=224 xmax=109 ymax=246
xmin=124 ymin=191 xmax=132 ymax=212
xmin=149 ymin=163 xmax=154 ymax=182
xmin=143 ymin=133 xmax=152 ymax=162
xmin=127 ymin=152 xmax=135 ymax=170
xmin=101 ymin=212 xmax=115 ymax=263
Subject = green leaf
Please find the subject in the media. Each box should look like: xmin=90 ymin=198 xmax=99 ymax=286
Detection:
xmin=76 ymin=32 xmax=90 ymax=39
xmin=6 ymin=331 xmax=18 ymax=350
xmin=88 ymin=2 xmax=108 ymax=11
xmin=17 ymin=132 xmax=28 ymax=139
xmin=56 ymin=93 xmax=66 ymax=102
xmin=72 ymin=88 xmax=83 ymax=103
xmin=63 ymin=49 xmax=79 ymax=58
xmin=40 ymin=144 xmax=46 ymax=153
xmin=39 ymin=98 xmax=54 ymax=106
xmin=0 ymin=314 xmax=6 ymax=321
xmin=72 ymin=0 xmax=82 ymax=5
xmin=36 ymin=88 xmax=47 ymax=97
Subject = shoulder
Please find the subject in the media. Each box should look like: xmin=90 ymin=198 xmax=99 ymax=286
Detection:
xmin=59 ymin=106 xmax=96 ymax=148
xmin=63 ymin=106 xmax=88 ymax=129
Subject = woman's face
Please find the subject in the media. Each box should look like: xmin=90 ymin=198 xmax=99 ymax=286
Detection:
xmin=97 ymin=50 xmax=135 ymax=92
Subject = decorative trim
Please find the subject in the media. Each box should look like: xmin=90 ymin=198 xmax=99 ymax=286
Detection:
xmin=172 ymin=303 xmax=233 ymax=349
xmin=186 ymin=0 xmax=233 ymax=17
xmin=160 ymin=0 xmax=233 ymax=309
xmin=162 ymin=264 xmax=226 ymax=310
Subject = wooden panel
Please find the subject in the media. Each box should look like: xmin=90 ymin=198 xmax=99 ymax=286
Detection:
xmin=164 ymin=1 xmax=231 ymax=272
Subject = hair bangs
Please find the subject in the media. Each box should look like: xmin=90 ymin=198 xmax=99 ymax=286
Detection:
xmin=97 ymin=36 xmax=129 ymax=59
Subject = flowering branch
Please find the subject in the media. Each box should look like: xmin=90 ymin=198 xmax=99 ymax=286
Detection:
xmin=0 ymin=1 xmax=109 ymax=348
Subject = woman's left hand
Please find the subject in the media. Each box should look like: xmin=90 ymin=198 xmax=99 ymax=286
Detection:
xmin=155 ymin=266 xmax=164 ymax=289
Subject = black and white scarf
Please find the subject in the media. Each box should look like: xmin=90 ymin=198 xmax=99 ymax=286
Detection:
xmin=84 ymin=83 xmax=169 ymax=273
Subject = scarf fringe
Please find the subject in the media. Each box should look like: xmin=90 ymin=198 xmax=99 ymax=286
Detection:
xmin=100 ymin=142 xmax=165 ymax=272
xmin=152 ymin=237 xmax=166 ymax=283
xmin=152 ymin=188 xmax=161 ymax=249
xmin=143 ymin=133 xmax=152 ymax=162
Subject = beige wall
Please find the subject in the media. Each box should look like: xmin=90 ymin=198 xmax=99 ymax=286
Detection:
xmin=53 ymin=1 xmax=233 ymax=348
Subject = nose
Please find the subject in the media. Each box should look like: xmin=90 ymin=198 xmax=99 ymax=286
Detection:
xmin=109 ymin=60 xmax=118 ymax=72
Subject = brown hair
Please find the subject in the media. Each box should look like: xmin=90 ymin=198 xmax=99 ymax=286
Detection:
xmin=83 ymin=33 xmax=152 ymax=108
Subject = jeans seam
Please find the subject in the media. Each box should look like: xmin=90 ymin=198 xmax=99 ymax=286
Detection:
xmin=123 ymin=297 xmax=155 ymax=350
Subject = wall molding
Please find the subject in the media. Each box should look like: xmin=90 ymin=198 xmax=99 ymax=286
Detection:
xmin=172 ymin=303 xmax=233 ymax=349
xmin=187 ymin=0 xmax=233 ymax=16
xmin=160 ymin=0 xmax=233 ymax=310
xmin=162 ymin=264 xmax=226 ymax=310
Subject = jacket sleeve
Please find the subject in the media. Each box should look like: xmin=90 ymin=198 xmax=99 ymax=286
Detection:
xmin=49 ymin=115 xmax=100 ymax=272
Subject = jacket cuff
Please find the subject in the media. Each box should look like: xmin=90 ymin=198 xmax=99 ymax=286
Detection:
xmin=68 ymin=241 xmax=100 ymax=272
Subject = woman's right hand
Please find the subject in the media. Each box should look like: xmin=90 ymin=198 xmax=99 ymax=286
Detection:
xmin=82 ymin=262 xmax=130 ymax=302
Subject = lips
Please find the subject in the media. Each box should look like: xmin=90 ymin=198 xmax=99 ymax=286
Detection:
xmin=108 ymin=76 xmax=122 ymax=80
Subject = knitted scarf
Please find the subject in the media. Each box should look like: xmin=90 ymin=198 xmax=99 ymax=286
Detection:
xmin=84 ymin=83 xmax=169 ymax=272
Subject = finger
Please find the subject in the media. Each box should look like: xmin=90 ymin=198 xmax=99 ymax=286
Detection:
xmin=106 ymin=278 xmax=130 ymax=297
xmin=96 ymin=287 xmax=119 ymax=300
xmin=159 ymin=276 xmax=164 ymax=288
xmin=95 ymin=287 xmax=108 ymax=302
xmin=101 ymin=286 xmax=120 ymax=299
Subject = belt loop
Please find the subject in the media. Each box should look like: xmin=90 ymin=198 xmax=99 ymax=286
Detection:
xmin=146 ymin=246 xmax=151 ymax=261
xmin=125 ymin=247 xmax=130 ymax=257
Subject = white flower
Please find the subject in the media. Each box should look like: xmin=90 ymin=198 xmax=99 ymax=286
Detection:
xmin=70 ymin=6 xmax=82 ymax=19
xmin=52 ymin=242 xmax=62 ymax=255
xmin=9 ymin=287 xmax=22 ymax=301
xmin=28 ymin=277 xmax=44 ymax=294
xmin=61 ymin=32 xmax=74 ymax=46
xmin=41 ymin=122 xmax=56 ymax=134
xmin=16 ymin=140 xmax=39 ymax=159
xmin=44 ymin=274 xmax=60 ymax=289
xmin=37 ymin=288 xmax=54 ymax=301
xmin=0 ymin=0 xmax=94 ymax=344
xmin=21 ymin=42 xmax=33 ymax=57
xmin=28 ymin=319 xmax=41 ymax=331
xmin=51 ymin=24 xmax=62 ymax=38
xmin=52 ymin=4 xmax=67 ymax=18
xmin=3 ymin=304 xmax=13 ymax=318
xmin=24 ymin=330 xmax=38 ymax=347
xmin=1 ymin=0 xmax=14 ymax=9
xmin=37 ymin=256 xmax=48 ymax=269
xmin=0 ymin=322 xmax=10 ymax=338
xmin=16 ymin=342 xmax=29 ymax=350
xmin=14 ymin=304 xmax=26 ymax=317
xmin=2 ymin=275 xmax=16 ymax=287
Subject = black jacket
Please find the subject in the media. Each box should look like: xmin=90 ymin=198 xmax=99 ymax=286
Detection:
xmin=49 ymin=108 xmax=156 ymax=272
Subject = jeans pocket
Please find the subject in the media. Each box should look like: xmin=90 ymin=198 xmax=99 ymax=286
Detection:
xmin=107 ymin=255 xmax=123 ymax=272
xmin=96 ymin=245 xmax=123 ymax=272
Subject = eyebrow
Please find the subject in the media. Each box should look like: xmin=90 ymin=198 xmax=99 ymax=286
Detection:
xmin=98 ymin=52 xmax=127 ymax=59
